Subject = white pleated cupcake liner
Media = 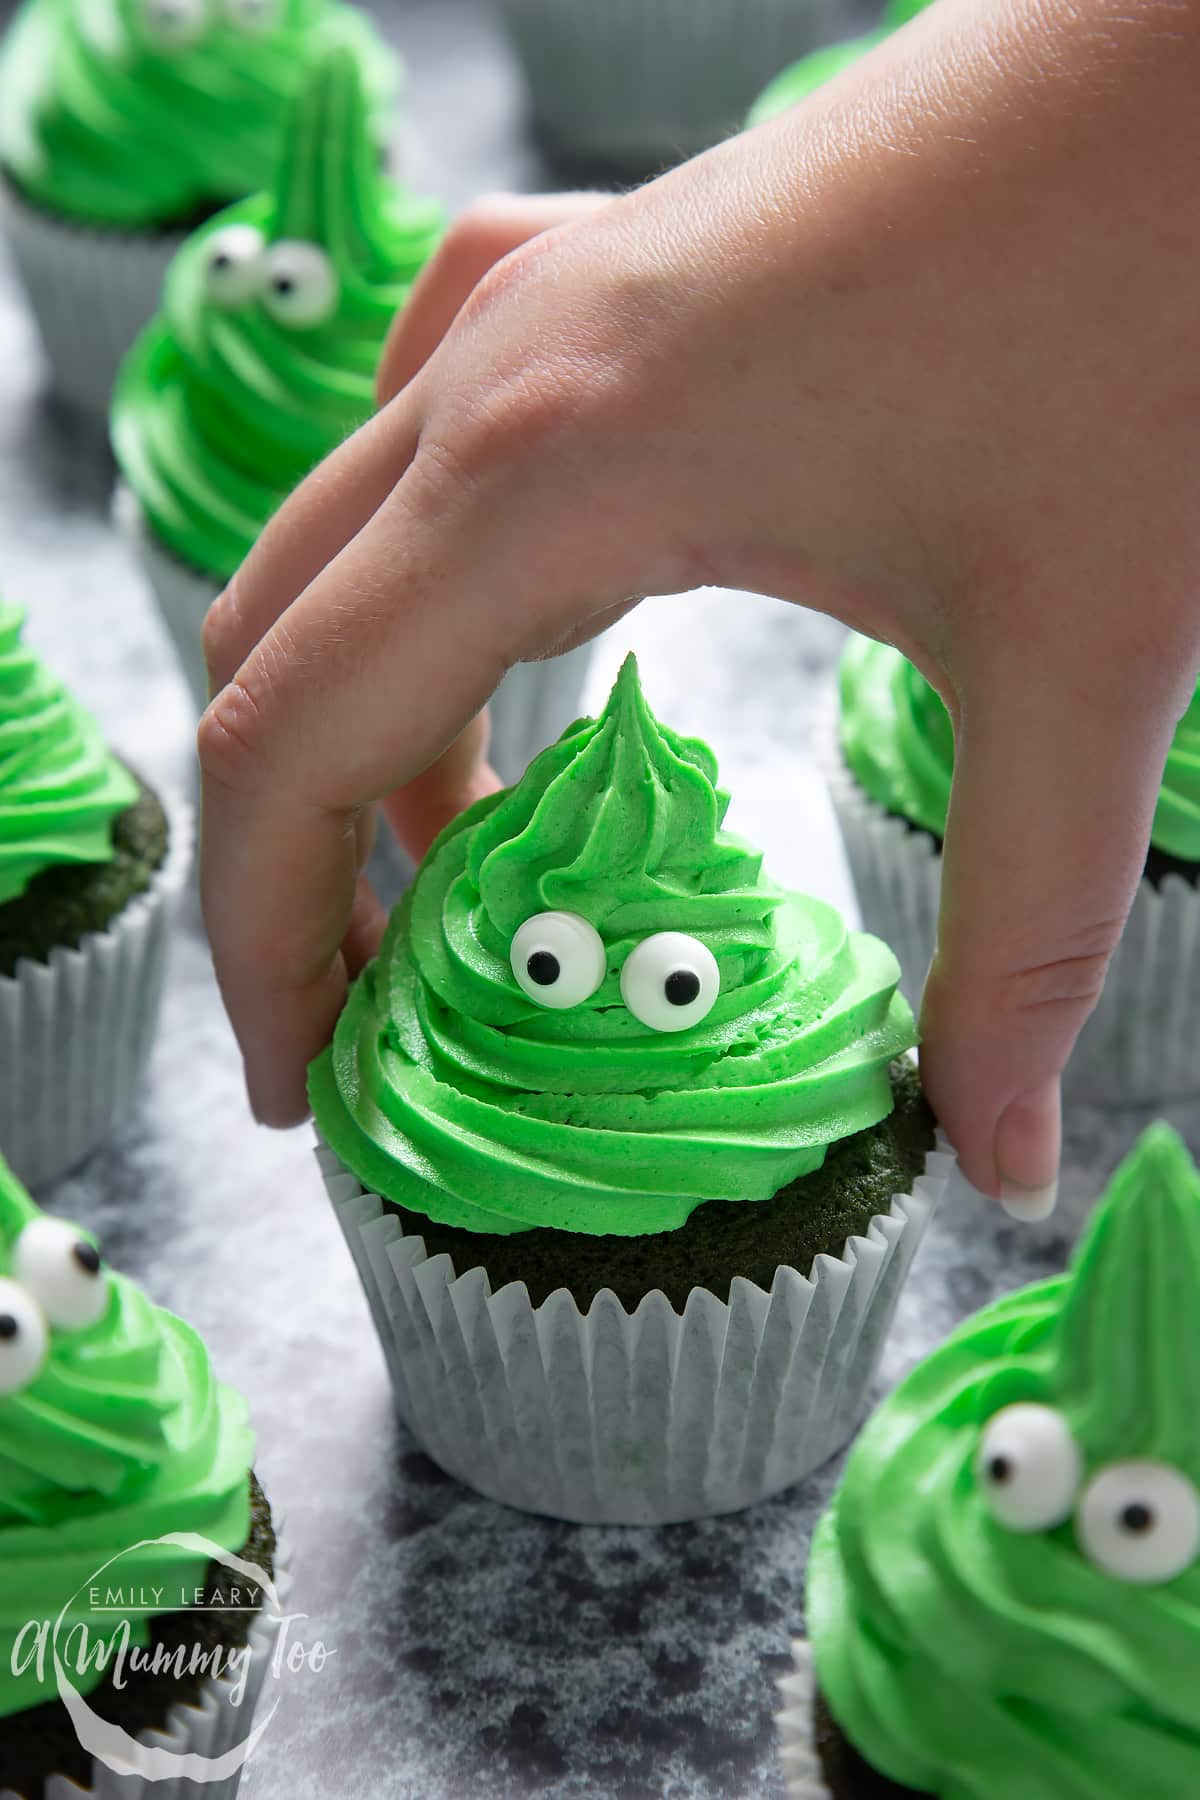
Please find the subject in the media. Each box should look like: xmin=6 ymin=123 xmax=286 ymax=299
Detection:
xmin=0 ymin=181 xmax=182 ymax=419
xmin=1 ymin=1524 xmax=292 ymax=1800
xmin=317 ymin=1133 xmax=955 ymax=1525
xmin=497 ymin=0 xmax=847 ymax=170
xmin=0 ymin=791 xmax=192 ymax=1191
xmin=824 ymin=719 xmax=1200 ymax=1109
xmin=776 ymin=1640 xmax=833 ymax=1800
xmin=114 ymin=480 xmax=595 ymax=782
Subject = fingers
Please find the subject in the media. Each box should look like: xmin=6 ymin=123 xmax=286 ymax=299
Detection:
xmin=376 ymin=192 xmax=613 ymax=407
xmin=918 ymin=656 xmax=1178 ymax=1213
xmin=381 ymin=710 xmax=501 ymax=862
xmin=198 ymin=440 xmax=634 ymax=1126
xmin=202 ymin=404 xmax=419 ymax=699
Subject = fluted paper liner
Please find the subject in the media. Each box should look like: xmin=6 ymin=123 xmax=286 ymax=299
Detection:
xmin=116 ymin=481 xmax=597 ymax=782
xmin=0 ymin=792 xmax=192 ymax=1190
xmin=776 ymin=1640 xmax=833 ymax=1800
xmin=1 ymin=181 xmax=182 ymax=418
xmin=317 ymin=1135 xmax=954 ymax=1524
xmin=824 ymin=708 xmax=1200 ymax=1108
xmin=499 ymin=0 xmax=846 ymax=169
xmin=0 ymin=1525 xmax=291 ymax=1800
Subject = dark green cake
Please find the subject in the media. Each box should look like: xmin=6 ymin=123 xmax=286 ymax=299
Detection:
xmin=2 ymin=1475 xmax=275 ymax=1799
xmin=0 ymin=772 xmax=168 ymax=978
xmin=382 ymin=1061 xmax=934 ymax=1311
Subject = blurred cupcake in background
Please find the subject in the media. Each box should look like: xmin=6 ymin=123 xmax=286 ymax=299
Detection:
xmin=112 ymin=44 xmax=596 ymax=781
xmin=0 ymin=1154 xmax=287 ymax=1792
xmin=747 ymin=0 xmax=932 ymax=127
xmin=0 ymin=0 xmax=397 ymax=414
xmin=0 ymin=602 xmax=189 ymax=1189
xmin=829 ymin=634 xmax=1200 ymax=1104
xmin=312 ymin=655 xmax=954 ymax=1525
xmin=497 ymin=0 xmax=847 ymax=176
xmin=779 ymin=1122 xmax=1200 ymax=1797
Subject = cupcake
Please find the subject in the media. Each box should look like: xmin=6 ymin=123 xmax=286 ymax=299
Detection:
xmin=0 ymin=603 xmax=190 ymax=1190
xmin=829 ymin=634 xmax=1200 ymax=1102
xmin=0 ymin=0 xmax=395 ymax=416
xmin=311 ymin=654 xmax=955 ymax=1524
xmin=779 ymin=1121 xmax=1200 ymax=1799
xmin=747 ymin=0 xmax=932 ymax=127
xmin=497 ymin=0 xmax=847 ymax=176
xmin=111 ymin=44 xmax=593 ymax=781
xmin=0 ymin=1154 xmax=286 ymax=1796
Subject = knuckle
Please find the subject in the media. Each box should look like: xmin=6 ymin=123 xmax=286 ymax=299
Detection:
xmin=196 ymin=675 xmax=270 ymax=795
xmin=201 ymin=585 xmax=240 ymax=683
xmin=1002 ymin=916 xmax=1126 ymax=1020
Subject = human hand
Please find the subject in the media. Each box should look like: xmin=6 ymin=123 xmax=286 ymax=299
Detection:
xmin=198 ymin=0 xmax=1200 ymax=1214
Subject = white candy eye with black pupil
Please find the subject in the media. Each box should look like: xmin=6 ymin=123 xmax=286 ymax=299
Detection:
xmin=261 ymin=241 xmax=338 ymax=328
xmin=620 ymin=932 xmax=720 ymax=1033
xmin=0 ymin=1278 xmax=48 ymax=1396
xmin=138 ymin=0 xmax=207 ymax=48
xmin=1078 ymin=1461 xmax=1200 ymax=1585
xmin=202 ymin=224 xmax=265 ymax=308
xmin=13 ymin=1218 xmax=109 ymax=1331
xmin=510 ymin=912 xmax=606 ymax=1010
xmin=976 ymin=1403 xmax=1081 ymax=1532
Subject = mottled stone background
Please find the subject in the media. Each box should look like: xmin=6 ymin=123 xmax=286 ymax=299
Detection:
xmin=2 ymin=2 xmax=1195 ymax=1794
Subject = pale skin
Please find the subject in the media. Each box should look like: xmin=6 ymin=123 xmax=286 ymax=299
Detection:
xmin=198 ymin=0 xmax=1200 ymax=1219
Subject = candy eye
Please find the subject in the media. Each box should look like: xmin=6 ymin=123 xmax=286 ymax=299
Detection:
xmin=1077 ymin=1462 xmax=1200 ymax=1585
xmin=620 ymin=932 xmax=720 ymax=1033
xmin=976 ymin=1404 xmax=1081 ymax=1532
xmin=12 ymin=1219 xmax=109 ymax=1332
xmin=202 ymin=224 xmax=265 ymax=308
xmin=510 ymin=912 xmax=606 ymax=1010
xmin=224 ymin=0 xmax=276 ymax=30
xmin=138 ymin=0 xmax=207 ymax=49
xmin=260 ymin=241 xmax=338 ymax=328
xmin=0 ymin=1278 xmax=48 ymax=1396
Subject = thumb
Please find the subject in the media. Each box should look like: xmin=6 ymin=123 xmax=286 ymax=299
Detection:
xmin=382 ymin=710 xmax=501 ymax=862
xmin=918 ymin=671 xmax=1173 ymax=1220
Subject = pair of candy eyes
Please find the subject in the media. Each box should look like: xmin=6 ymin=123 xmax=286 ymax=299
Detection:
xmin=0 ymin=1220 xmax=110 ymax=1397
xmin=510 ymin=913 xmax=719 ymax=1033
xmin=138 ymin=0 xmax=276 ymax=50
xmin=978 ymin=1403 xmax=1199 ymax=1585
xmin=202 ymin=225 xmax=338 ymax=328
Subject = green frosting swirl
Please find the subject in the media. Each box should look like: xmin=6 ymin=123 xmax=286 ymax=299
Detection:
xmin=310 ymin=656 xmax=916 ymax=1237
xmin=110 ymin=43 xmax=442 ymax=581
xmin=0 ymin=1157 xmax=254 ymax=1719
xmin=809 ymin=1122 xmax=1200 ymax=1798
xmin=0 ymin=602 xmax=137 ymax=907
xmin=0 ymin=0 xmax=393 ymax=228
xmin=839 ymin=634 xmax=1200 ymax=862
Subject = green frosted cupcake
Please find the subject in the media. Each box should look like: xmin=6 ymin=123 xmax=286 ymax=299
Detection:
xmin=829 ymin=634 xmax=1200 ymax=1108
xmin=0 ymin=0 xmax=396 ymax=414
xmin=779 ymin=1122 xmax=1200 ymax=1799
xmin=0 ymin=1154 xmax=285 ymax=1794
xmin=0 ymin=603 xmax=190 ymax=1190
xmin=312 ymin=656 xmax=954 ymax=1523
xmin=112 ymin=42 xmax=596 ymax=777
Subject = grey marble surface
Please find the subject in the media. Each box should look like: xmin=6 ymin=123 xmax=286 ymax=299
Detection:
xmin=2 ymin=3 xmax=1198 ymax=1796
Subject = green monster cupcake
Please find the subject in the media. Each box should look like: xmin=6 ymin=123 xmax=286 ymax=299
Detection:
xmin=779 ymin=1122 xmax=1200 ymax=1799
xmin=747 ymin=0 xmax=933 ymax=127
xmin=0 ymin=604 xmax=190 ymax=1190
xmin=0 ymin=0 xmax=395 ymax=415
xmin=312 ymin=656 xmax=954 ymax=1523
xmin=0 ymin=1155 xmax=284 ymax=1795
xmin=112 ymin=43 xmax=597 ymax=780
xmin=829 ymin=635 xmax=1200 ymax=1106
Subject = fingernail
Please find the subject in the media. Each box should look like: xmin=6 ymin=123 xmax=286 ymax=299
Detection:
xmin=995 ymin=1077 xmax=1061 ymax=1224
xmin=1000 ymin=1177 xmax=1058 ymax=1222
